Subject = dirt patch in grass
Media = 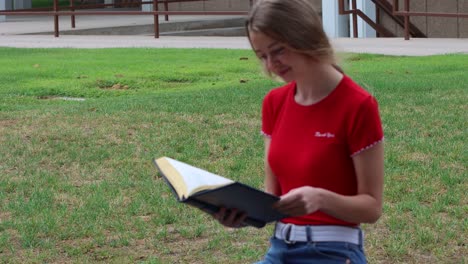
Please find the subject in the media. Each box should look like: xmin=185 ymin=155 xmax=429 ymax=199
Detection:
xmin=0 ymin=119 xmax=18 ymax=128
xmin=0 ymin=212 xmax=11 ymax=222
xmin=96 ymin=79 xmax=130 ymax=90
xmin=403 ymin=152 xmax=432 ymax=163
xmin=362 ymin=215 xmax=392 ymax=263
xmin=37 ymin=96 xmax=86 ymax=101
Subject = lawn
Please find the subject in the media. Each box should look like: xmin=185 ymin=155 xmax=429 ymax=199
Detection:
xmin=32 ymin=0 xmax=96 ymax=8
xmin=0 ymin=48 xmax=466 ymax=263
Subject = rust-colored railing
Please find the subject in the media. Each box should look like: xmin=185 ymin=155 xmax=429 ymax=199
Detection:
xmin=372 ymin=0 xmax=425 ymax=38
xmin=392 ymin=0 xmax=468 ymax=40
xmin=339 ymin=0 xmax=468 ymax=40
xmin=338 ymin=0 xmax=395 ymax=37
xmin=0 ymin=0 xmax=250 ymax=38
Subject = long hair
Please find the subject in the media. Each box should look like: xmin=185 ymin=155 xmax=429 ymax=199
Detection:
xmin=246 ymin=0 xmax=337 ymax=67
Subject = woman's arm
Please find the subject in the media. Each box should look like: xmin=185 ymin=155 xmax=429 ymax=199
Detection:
xmin=320 ymin=141 xmax=384 ymax=223
xmin=274 ymin=141 xmax=384 ymax=224
xmin=264 ymin=137 xmax=281 ymax=196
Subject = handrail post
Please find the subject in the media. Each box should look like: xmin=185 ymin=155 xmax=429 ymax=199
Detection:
xmin=70 ymin=0 xmax=75 ymax=28
xmin=404 ymin=0 xmax=410 ymax=40
xmin=351 ymin=0 xmax=358 ymax=38
xmin=54 ymin=0 xmax=59 ymax=37
xmin=376 ymin=2 xmax=380 ymax=37
xmin=338 ymin=0 xmax=344 ymax=14
xmin=153 ymin=0 xmax=159 ymax=38
xmin=164 ymin=1 xmax=168 ymax=21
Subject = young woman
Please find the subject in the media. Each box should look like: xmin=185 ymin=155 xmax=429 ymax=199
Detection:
xmin=214 ymin=0 xmax=384 ymax=263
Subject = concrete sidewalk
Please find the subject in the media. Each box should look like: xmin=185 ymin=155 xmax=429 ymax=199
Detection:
xmin=0 ymin=14 xmax=467 ymax=55
xmin=1 ymin=35 xmax=468 ymax=56
xmin=0 ymin=13 xmax=245 ymax=35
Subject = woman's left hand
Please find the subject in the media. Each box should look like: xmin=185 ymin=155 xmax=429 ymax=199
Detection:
xmin=274 ymin=186 xmax=324 ymax=216
xmin=213 ymin=207 xmax=248 ymax=228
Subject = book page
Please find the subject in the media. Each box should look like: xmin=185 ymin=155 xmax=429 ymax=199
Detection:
xmin=165 ymin=158 xmax=234 ymax=198
xmin=155 ymin=157 xmax=188 ymax=199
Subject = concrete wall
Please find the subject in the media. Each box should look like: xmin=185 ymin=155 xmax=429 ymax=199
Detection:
xmin=0 ymin=0 xmax=5 ymax=22
xmin=169 ymin=0 xmax=250 ymax=11
xmin=458 ymin=0 xmax=468 ymax=37
xmin=177 ymin=0 xmax=464 ymax=38
xmin=379 ymin=0 xmax=467 ymax=38
xmin=1 ymin=0 xmax=26 ymax=10
xmin=167 ymin=0 xmax=321 ymax=12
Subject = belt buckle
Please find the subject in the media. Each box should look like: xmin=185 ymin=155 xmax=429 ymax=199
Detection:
xmin=282 ymin=223 xmax=296 ymax=244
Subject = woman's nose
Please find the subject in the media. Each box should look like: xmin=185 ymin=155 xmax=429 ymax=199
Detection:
xmin=266 ymin=56 xmax=277 ymax=71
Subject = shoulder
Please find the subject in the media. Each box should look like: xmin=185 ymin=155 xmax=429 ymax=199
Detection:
xmin=261 ymin=82 xmax=295 ymax=136
xmin=264 ymin=82 xmax=295 ymax=105
xmin=340 ymin=75 xmax=374 ymax=102
xmin=334 ymin=75 xmax=380 ymax=114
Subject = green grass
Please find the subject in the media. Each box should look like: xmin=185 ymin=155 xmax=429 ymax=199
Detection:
xmin=0 ymin=48 xmax=466 ymax=263
xmin=32 ymin=0 xmax=89 ymax=8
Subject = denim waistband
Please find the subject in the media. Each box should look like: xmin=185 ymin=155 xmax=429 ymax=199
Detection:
xmin=274 ymin=222 xmax=363 ymax=245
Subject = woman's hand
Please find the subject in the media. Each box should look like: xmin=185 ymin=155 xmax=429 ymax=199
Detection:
xmin=274 ymin=186 xmax=324 ymax=216
xmin=213 ymin=207 xmax=248 ymax=228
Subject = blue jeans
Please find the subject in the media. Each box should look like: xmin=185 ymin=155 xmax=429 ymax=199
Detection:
xmin=255 ymin=237 xmax=367 ymax=264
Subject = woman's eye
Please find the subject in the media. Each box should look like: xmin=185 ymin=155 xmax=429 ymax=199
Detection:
xmin=272 ymin=47 xmax=285 ymax=55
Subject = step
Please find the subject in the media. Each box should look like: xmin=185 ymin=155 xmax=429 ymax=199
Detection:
xmin=160 ymin=26 xmax=246 ymax=37
xmin=28 ymin=16 xmax=246 ymax=36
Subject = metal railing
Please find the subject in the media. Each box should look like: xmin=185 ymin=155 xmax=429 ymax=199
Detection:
xmin=372 ymin=0 xmax=425 ymax=38
xmin=338 ymin=0 xmax=395 ymax=37
xmin=339 ymin=0 xmax=468 ymax=40
xmin=392 ymin=0 xmax=468 ymax=40
xmin=0 ymin=0 xmax=250 ymax=38
xmin=3 ymin=0 xmax=467 ymax=40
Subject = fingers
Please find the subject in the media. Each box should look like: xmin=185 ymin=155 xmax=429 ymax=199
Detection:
xmin=213 ymin=207 xmax=227 ymax=222
xmin=273 ymin=187 xmax=323 ymax=217
xmin=274 ymin=201 xmax=302 ymax=216
xmin=274 ymin=193 xmax=300 ymax=212
xmin=213 ymin=207 xmax=247 ymax=228
xmin=273 ymin=189 xmax=311 ymax=216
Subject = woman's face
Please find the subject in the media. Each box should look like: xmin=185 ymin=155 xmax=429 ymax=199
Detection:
xmin=249 ymin=31 xmax=312 ymax=83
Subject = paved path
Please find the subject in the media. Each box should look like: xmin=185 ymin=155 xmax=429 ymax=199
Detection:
xmin=0 ymin=15 xmax=467 ymax=55
xmin=1 ymin=34 xmax=467 ymax=56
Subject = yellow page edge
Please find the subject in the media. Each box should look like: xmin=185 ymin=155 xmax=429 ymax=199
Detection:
xmin=155 ymin=157 xmax=188 ymax=200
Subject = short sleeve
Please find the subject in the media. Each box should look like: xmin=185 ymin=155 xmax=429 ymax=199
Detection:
xmin=260 ymin=83 xmax=292 ymax=138
xmin=261 ymin=92 xmax=274 ymax=137
xmin=348 ymin=96 xmax=384 ymax=156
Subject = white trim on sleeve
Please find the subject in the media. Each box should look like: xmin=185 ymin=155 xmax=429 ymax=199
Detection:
xmin=350 ymin=137 xmax=384 ymax=157
xmin=260 ymin=131 xmax=271 ymax=138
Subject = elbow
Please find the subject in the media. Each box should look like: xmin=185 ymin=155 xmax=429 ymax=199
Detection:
xmin=364 ymin=206 xmax=382 ymax=224
xmin=361 ymin=194 xmax=383 ymax=224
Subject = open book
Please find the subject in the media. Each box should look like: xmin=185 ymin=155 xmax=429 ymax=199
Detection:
xmin=153 ymin=157 xmax=287 ymax=228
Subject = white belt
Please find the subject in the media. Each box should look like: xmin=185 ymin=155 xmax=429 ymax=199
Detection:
xmin=274 ymin=222 xmax=362 ymax=245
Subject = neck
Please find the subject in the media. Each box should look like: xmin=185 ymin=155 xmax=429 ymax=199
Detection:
xmin=294 ymin=64 xmax=343 ymax=106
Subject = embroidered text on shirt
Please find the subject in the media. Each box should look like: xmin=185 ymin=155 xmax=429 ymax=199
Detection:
xmin=315 ymin=132 xmax=335 ymax=138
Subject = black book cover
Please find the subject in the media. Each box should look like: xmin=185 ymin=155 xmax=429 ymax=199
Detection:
xmin=185 ymin=182 xmax=287 ymax=228
xmin=153 ymin=159 xmax=287 ymax=228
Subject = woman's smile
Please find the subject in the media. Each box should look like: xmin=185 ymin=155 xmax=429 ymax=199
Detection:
xmin=277 ymin=66 xmax=291 ymax=78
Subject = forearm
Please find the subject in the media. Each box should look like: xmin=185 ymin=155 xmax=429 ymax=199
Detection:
xmin=318 ymin=188 xmax=382 ymax=224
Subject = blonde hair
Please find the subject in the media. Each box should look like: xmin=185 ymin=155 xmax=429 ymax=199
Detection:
xmin=246 ymin=0 xmax=337 ymax=67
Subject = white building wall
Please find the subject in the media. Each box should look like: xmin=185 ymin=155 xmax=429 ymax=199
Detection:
xmin=0 ymin=0 xmax=6 ymax=22
xmin=322 ymin=0 xmax=350 ymax=38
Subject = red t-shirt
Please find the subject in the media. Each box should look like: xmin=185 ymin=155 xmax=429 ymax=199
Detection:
xmin=262 ymin=75 xmax=384 ymax=226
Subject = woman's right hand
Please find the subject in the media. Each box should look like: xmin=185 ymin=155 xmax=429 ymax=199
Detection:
xmin=213 ymin=207 xmax=248 ymax=228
